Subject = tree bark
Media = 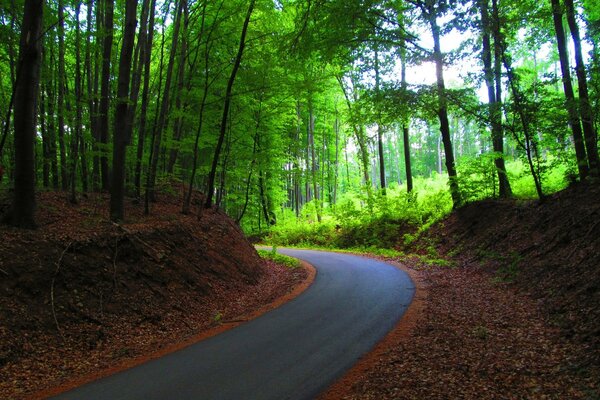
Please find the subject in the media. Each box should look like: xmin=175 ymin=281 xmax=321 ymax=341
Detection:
xmin=70 ymin=1 xmax=84 ymax=204
xmin=110 ymin=0 xmax=138 ymax=221
xmin=374 ymin=49 xmax=386 ymax=195
xmin=146 ymin=0 xmax=183 ymax=212
xmin=134 ymin=0 xmax=157 ymax=198
xmin=425 ymin=4 xmax=461 ymax=208
xmin=551 ymin=0 xmax=589 ymax=179
xmin=564 ymin=0 xmax=599 ymax=176
xmin=480 ymin=0 xmax=511 ymax=197
xmin=8 ymin=0 xmax=44 ymax=228
xmin=57 ymin=0 xmax=68 ymax=190
xmin=98 ymin=0 xmax=114 ymax=191
xmin=205 ymin=0 xmax=256 ymax=208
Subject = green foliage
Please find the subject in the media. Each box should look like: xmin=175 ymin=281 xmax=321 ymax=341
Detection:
xmin=257 ymin=249 xmax=300 ymax=269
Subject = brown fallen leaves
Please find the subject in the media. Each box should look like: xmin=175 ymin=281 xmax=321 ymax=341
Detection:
xmin=322 ymin=261 xmax=597 ymax=399
xmin=0 ymin=191 xmax=307 ymax=399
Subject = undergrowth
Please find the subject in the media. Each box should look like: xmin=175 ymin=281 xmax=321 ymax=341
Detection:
xmin=258 ymin=159 xmax=571 ymax=253
xmin=257 ymin=248 xmax=300 ymax=269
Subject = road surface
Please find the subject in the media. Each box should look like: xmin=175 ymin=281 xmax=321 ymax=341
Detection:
xmin=52 ymin=249 xmax=415 ymax=400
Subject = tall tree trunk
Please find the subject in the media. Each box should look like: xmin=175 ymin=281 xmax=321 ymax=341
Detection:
xmin=40 ymin=87 xmax=50 ymax=187
xmin=308 ymin=104 xmax=321 ymax=222
xmin=146 ymin=0 xmax=183 ymax=212
xmin=374 ymin=49 xmax=386 ymax=195
xmin=70 ymin=1 xmax=84 ymax=204
xmin=183 ymin=0 xmax=217 ymax=214
xmin=400 ymin=47 xmax=413 ymax=193
xmin=134 ymin=0 xmax=156 ymax=198
xmin=480 ymin=0 xmax=511 ymax=197
xmin=125 ymin=0 xmax=150 ymax=147
xmin=425 ymin=5 xmax=461 ymax=207
xmin=167 ymin=0 xmax=189 ymax=175
xmin=57 ymin=0 xmax=68 ymax=190
xmin=205 ymin=0 xmax=255 ymax=208
xmin=551 ymin=0 xmax=589 ymax=180
xmin=89 ymin=0 xmax=101 ymax=190
xmin=7 ymin=0 xmax=44 ymax=228
xmin=110 ymin=0 xmax=138 ymax=221
xmin=98 ymin=0 xmax=114 ymax=191
xmin=564 ymin=0 xmax=599 ymax=176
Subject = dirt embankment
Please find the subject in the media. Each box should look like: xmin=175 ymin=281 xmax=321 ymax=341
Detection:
xmin=0 ymin=192 xmax=306 ymax=399
xmin=429 ymin=181 xmax=600 ymax=371
xmin=322 ymin=182 xmax=599 ymax=399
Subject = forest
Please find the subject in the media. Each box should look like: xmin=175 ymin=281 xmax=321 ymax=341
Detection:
xmin=1 ymin=0 xmax=598 ymax=233
xmin=2 ymin=0 xmax=600 ymax=398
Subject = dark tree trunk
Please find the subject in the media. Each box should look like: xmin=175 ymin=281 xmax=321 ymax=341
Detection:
xmin=480 ymin=0 xmax=511 ymax=197
xmin=167 ymin=0 xmax=189 ymax=175
xmin=400 ymin=47 xmax=413 ymax=193
xmin=374 ymin=49 xmax=386 ymax=195
xmin=564 ymin=0 xmax=599 ymax=176
xmin=308 ymin=104 xmax=321 ymax=222
xmin=40 ymin=87 xmax=50 ymax=187
xmin=70 ymin=1 xmax=84 ymax=204
xmin=134 ymin=0 xmax=156 ymax=198
xmin=425 ymin=5 xmax=461 ymax=208
xmin=205 ymin=0 xmax=255 ymax=208
xmin=551 ymin=0 xmax=589 ymax=179
xmin=8 ymin=0 xmax=44 ymax=228
xmin=110 ymin=0 xmax=138 ymax=221
xmin=146 ymin=0 xmax=183 ymax=212
xmin=99 ymin=0 xmax=114 ymax=191
xmin=57 ymin=0 xmax=68 ymax=190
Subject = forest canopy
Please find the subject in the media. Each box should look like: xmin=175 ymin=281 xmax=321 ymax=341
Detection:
xmin=0 ymin=0 xmax=598 ymax=231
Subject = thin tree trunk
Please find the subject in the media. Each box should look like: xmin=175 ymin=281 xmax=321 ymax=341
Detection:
xmin=308 ymin=104 xmax=321 ymax=222
xmin=564 ymin=0 xmax=599 ymax=176
xmin=425 ymin=5 xmax=461 ymax=207
xmin=57 ymin=0 xmax=68 ymax=190
xmin=146 ymin=0 xmax=182 ymax=212
xmin=480 ymin=0 xmax=511 ymax=197
xmin=98 ymin=0 xmax=114 ymax=191
xmin=167 ymin=0 xmax=189 ymax=174
xmin=110 ymin=0 xmax=138 ymax=221
xmin=205 ymin=0 xmax=255 ymax=208
xmin=551 ymin=0 xmax=589 ymax=179
xmin=134 ymin=0 xmax=156 ymax=198
xmin=400 ymin=47 xmax=413 ymax=193
xmin=70 ymin=1 xmax=84 ymax=204
xmin=374 ymin=49 xmax=386 ymax=195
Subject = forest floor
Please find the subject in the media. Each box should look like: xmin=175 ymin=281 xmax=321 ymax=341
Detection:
xmin=2 ymin=183 xmax=599 ymax=400
xmin=0 ymin=191 xmax=308 ymax=400
xmin=321 ymin=181 xmax=600 ymax=399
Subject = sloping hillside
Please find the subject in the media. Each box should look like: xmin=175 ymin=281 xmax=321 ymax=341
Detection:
xmin=429 ymin=181 xmax=600 ymax=370
xmin=0 ymin=192 xmax=306 ymax=399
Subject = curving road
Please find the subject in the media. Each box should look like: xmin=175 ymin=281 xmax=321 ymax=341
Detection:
xmin=52 ymin=249 xmax=415 ymax=400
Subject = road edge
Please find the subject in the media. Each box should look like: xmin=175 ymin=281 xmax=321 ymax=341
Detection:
xmin=31 ymin=261 xmax=317 ymax=400
xmin=317 ymin=259 xmax=427 ymax=400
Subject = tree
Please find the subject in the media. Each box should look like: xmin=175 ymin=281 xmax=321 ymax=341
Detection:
xmin=551 ymin=0 xmax=589 ymax=180
xmin=414 ymin=0 xmax=462 ymax=208
xmin=479 ymin=0 xmax=511 ymax=197
xmin=6 ymin=0 xmax=44 ymax=228
xmin=98 ymin=0 xmax=114 ymax=191
xmin=564 ymin=0 xmax=599 ymax=177
xmin=205 ymin=0 xmax=256 ymax=208
xmin=109 ymin=0 xmax=138 ymax=221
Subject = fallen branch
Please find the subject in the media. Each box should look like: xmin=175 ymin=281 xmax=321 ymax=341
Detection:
xmin=50 ymin=241 xmax=73 ymax=339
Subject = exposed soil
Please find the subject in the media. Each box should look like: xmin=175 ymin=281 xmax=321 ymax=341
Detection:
xmin=0 ymin=191 xmax=308 ymax=399
xmin=321 ymin=182 xmax=599 ymax=399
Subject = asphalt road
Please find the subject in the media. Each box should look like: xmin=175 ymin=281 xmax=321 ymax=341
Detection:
xmin=52 ymin=249 xmax=415 ymax=400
